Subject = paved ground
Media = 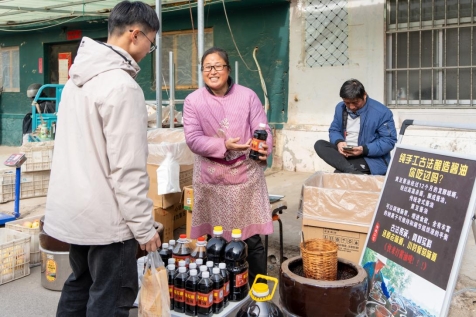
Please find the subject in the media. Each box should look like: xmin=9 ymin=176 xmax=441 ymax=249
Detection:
xmin=0 ymin=146 xmax=476 ymax=316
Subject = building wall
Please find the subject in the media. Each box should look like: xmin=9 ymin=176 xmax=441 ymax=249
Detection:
xmin=0 ymin=0 xmax=289 ymax=146
xmin=280 ymin=0 xmax=476 ymax=173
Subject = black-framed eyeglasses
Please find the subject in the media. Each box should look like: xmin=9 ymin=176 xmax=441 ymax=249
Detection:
xmin=202 ymin=64 xmax=228 ymax=72
xmin=129 ymin=30 xmax=157 ymax=53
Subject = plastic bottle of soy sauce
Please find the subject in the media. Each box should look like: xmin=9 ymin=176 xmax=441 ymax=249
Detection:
xmin=249 ymin=123 xmax=268 ymax=160
xmin=225 ymin=229 xmax=249 ymax=301
xmin=211 ymin=267 xmax=224 ymax=314
xmin=197 ymin=271 xmax=214 ymax=317
xmin=185 ymin=269 xmax=199 ymax=316
xmin=191 ymin=236 xmax=208 ymax=263
xmin=206 ymin=226 xmax=227 ymax=265
xmin=174 ymin=266 xmax=188 ymax=313
xmin=167 ymin=264 xmax=176 ymax=310
xmin=159 ymin=242 xmax=172 ymax=264
xmin=219 ymin=262 xmax=230 ymax=307
xmin=173 ymin=234 xmax=192 ymax=267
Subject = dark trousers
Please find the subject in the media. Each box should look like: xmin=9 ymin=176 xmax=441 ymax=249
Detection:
xmin=56 ymin=239 xmax=139 ymax=317
xmin=314 ymin=140 xmax=371 ymax=174
xmin=245 ymin=234 xmax=266 ymax=286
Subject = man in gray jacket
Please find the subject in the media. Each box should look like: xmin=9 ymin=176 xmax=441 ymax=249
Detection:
xmin=44 ymin=1 xmax=161 ymax=315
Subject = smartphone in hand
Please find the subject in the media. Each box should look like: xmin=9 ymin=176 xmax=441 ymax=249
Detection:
xmin=343 ymin=145 xmax=354 ymax=152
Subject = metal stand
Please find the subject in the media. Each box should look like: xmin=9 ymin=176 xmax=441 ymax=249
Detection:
xmin=0 ymin=167 xmax=21 ymax=225
xmin=264 ymin=200 xmax=287 ymax=272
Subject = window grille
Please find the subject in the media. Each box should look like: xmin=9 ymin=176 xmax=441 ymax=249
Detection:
xmin=303 ymin=0 xmax=349 ymax=67
xmin=160 ymin=29 xmax=213 ymax=89
xmin=386 ymin=0 xmax=476 ymax=107
xmin=0 ymin=46 xmax=20 ymax=93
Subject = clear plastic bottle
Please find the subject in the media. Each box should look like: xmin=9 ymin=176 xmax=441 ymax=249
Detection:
xmin=167 ymin=264 xmax=176 ymax=310
xmin=174 ymin=266 xmax=188 ymax=313
xmin=219 ymin=262 xmax=230 ymax=307
xmin=211 ymin=267 xmax=224 ymax=314
xmin=185 ymin=269 xmax=199 ymax=316
xmin=197 ymin=271 xmax=213 ymax=317
xmin=225 ymin=229 xmax=249 ymax=301
xmin=189 ymin=262 xmax=198 ymax=272
xmin=206 ymin=261 xmax=215 ymax=275
xmin=195 ymin=258 xmax=204 ymax=267
xmin=206 ymin=226 xmax=227 ymax=265
xmin=198 ymin=265 xmax=208 ymax=279
xmin=175 ymin=260 xmax=187 ymax=278
xmin=173 ymin=234 xmax=192 ymax=267
xmin=191 ymin=236 xmax=208 ymax=263
xmin=249 ymin=123 xmax=268 ymax=160
xmin=169 ymin=239 xmax=176 ymax=252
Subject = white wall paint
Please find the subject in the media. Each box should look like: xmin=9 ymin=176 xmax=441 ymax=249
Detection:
xmin=278 ymin=0 xmax=476 ymax=173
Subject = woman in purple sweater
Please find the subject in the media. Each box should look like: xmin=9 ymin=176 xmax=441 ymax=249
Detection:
xmin=183 ymin=47 xmax=273 ymax=284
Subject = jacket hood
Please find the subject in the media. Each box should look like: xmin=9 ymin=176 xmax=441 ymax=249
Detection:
xmin=69 ymin=37 xmax=140 ymax=87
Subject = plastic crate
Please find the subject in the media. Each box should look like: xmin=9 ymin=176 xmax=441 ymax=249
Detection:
xmin=6 ymin=215 xmax=42 ymax=266
xmin=0 ymin=170 xmax=50 ymax=203
xmin=20 ymin=141 xmax=54 ymax=172
xmin=0 ymin=228 xmax=31 ymax=285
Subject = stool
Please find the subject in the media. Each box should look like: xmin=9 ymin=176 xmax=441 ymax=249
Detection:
xmin=264 ymin=199 xmax=287 ymax=272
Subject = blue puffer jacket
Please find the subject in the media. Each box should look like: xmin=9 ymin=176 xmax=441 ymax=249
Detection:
xmin=329 ymin=97 xmax=397 ymax=175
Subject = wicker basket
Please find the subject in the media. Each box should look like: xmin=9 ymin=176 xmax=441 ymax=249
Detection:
xmin=300 ymin=238 xmax=338 ymax=281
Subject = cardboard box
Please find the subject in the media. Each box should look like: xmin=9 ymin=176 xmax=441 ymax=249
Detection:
xmin=147 ymin=164 xmax=193 ymax=209
xmin=302 ymin=218 xmax=369 ymax=263
xmin=183 ymin=185 xmax=194 ymax=211
xmin=300 ymin=172 xmax=385 ymax=263
xmin=153 ymin=202 xmax=187 ymax=242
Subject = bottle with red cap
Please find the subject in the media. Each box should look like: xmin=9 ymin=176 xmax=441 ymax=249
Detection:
xmin=173 ymin=234 xmax=192 ymax=267
xmin=191 ymin=236 xmax=208 ymax=264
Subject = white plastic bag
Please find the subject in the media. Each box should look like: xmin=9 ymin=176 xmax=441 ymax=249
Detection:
xmin=138 ymin=252 xmax=170 ymax=317
xmin=156 ymin=152 xmax=180 ymax=195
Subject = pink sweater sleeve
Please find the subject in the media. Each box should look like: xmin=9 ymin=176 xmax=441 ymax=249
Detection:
xmin=249 ymin=92 xmax=273 ymax=156
xmin=183 ymin=94 xmax=228 ymax=158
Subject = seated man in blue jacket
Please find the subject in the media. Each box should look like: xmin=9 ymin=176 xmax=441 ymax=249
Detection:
xmin=314 ymin=79 xmax=397 ymax=175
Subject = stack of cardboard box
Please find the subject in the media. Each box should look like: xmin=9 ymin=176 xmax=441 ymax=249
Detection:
xmin=147 ymin=164 xmax=193 ymax=242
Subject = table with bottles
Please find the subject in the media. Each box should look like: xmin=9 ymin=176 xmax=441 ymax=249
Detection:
xmin=170 ymin=294 xmax=250 ymax=317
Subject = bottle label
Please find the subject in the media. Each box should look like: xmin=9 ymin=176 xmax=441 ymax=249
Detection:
xmin=197 ymin=291 xmax=214 ymax=308
xmin=169 ymin=285 xmax=174 ymax=299
xmin=224 ymin=281 xmax=230 ymax=296
xmin=172 ymin=254 xmax=190 ymax=267
xmin=174 ymin=287 xmax=185 ymax=303
xmin=213 ymin=288 xmax=224 ymax=303
xmin=185 ymin=290 xmax=197 ymax=306
xmin=235 ymin=270 xmax=248 ymax=288
xmin=250 ymin=138 xmax=266 ymax=152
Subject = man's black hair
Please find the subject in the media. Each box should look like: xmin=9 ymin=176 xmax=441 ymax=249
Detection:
xmin=339 ymin=79 xmax=366 ymax=99
xmin=201 ymin=47 xmax=231 ymax=71
xmin=108 ymin=1 xmax=160 ymax=36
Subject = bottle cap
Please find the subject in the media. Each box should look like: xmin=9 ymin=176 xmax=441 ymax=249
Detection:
xmin=167 ymin=264 xmax=175 ymax=271
xmin=259 ymin=123 xmax=266 ymax=129
xmin=169 ymin=239 xmax=176 ymax=246
xmin=202 ymin=272 xmax=210 ymax=278
xmin=196 ymin=259 xmax=203 ymax=265
xmin=178 ymin=260 xmax=186 ymax=267
xmin=231 ymin=229 xmax=242 ymax=238
xmin=200 ymin=265 xmax=208 ymax=272
xmin=213 ymin=267 xmax=220 ymax=274
xmin=219 ymin=263 xmax=226 ymax=269
xmin=189 ymin=269 xmax=198 ymax=276
xmin=179 ymin=267 xmax=187 ymax=273
xmin=168 ymin=258 xmax=175 ymax=265
xmin=252 ymin=283 xmax=270 ymax=297
xmin=180 ymin=234 xmax=187 ymax=239
xmin=162 ymin=243 xmax=169 ymax=249
xmin=189 ymin=263 xmax=197 ymax=270
xmin=213 ymin=226 xmax=224 ymax=235
xmin=206 ymin=261 xmax=214 ymax=267
xmin=197 ymin=236 xmax=205 ymax=242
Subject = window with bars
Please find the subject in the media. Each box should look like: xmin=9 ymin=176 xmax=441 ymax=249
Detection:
xmin=0 ymin=46 xmax=20 ymax=92
xmin=159 ymin=28 xmax=213 ymax=89
xmin=386 ymin=0 xmax=476 ymax=107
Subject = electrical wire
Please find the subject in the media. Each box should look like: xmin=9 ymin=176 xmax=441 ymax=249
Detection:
xmin=453 ymin=287 xmax=476 ymax=296
xmin=221 ymin=0 xmax=257 ymax=72
xmin=0 ymin=15 xmax=84 ymax=31
xmin=252 ymin=47 xmax=270 ymax=113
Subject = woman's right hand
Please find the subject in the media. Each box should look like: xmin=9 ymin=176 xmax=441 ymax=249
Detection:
xmin=225 ymin=137 xmax=251 ymax=151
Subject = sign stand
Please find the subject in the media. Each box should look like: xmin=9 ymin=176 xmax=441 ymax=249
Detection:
xmin=360 ymin=120 xmax=476 ymax=317
xmin=0 ymin=154 xmax=27 ymax=225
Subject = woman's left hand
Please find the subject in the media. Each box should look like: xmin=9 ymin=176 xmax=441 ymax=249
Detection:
xmin=258 ymin=143 xmax=269 ymax=161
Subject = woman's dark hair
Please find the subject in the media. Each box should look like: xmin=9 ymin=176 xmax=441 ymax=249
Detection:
xmin=339 ymin=79 xmax=366 ymax=99
xmin=201 ymin=47 xmax=231 ymax=70
xmin=108 ymin=1 xmax=160 ymax=36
